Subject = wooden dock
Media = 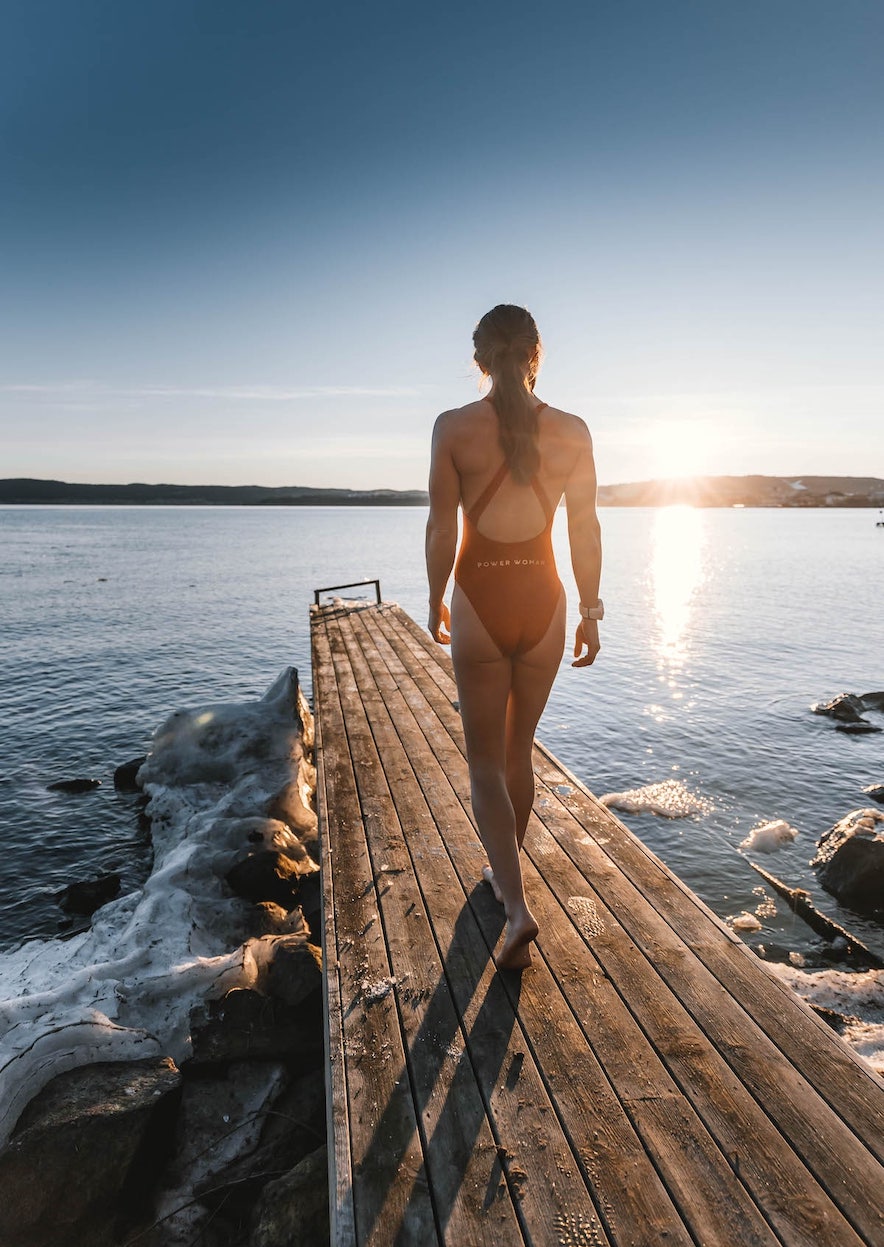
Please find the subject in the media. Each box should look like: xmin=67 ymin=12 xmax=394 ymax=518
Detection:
xmin=311 ymin=600 xmax=884 ymax=1247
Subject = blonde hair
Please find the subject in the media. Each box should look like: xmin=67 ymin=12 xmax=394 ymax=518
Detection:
xmin=473 ymin=304 xmax=543 ymax=484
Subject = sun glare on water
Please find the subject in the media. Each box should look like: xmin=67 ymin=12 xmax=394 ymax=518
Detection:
xmin=651 ymin=505 xmax=707 ymax=668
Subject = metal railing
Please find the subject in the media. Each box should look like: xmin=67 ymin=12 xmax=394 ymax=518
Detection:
xmin=313 ymin=578 xmax=382 ymax=607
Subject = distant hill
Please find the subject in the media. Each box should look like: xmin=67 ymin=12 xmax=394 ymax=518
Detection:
xmin=2 ymin=475 xmax=883 ymax=508
xmin=0 ymin=479 xmax=429 ymax=506
xmin=596 ymin=475 xmax=884 ymax=508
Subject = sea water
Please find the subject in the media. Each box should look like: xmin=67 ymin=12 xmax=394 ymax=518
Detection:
xmin=1 ymin=504 xmax=882 ymax=1081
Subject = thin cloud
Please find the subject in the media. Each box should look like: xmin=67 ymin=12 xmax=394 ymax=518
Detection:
xmin=0 ymin=382 xmax=420 ymax=401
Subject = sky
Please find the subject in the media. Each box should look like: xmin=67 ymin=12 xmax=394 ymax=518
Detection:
xmin=1 ymin=0 xmax=882 ymax=490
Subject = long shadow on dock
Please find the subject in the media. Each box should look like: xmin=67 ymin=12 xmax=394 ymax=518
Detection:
xmin=353 ymin=893 xmax=516 ymax=1245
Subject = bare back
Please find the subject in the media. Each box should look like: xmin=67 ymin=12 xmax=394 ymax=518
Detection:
xmin=441 ymin=396 xmax=595 ymax=542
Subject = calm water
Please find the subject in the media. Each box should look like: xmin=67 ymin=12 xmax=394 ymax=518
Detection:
xmin=1 ymin=504 xmax=882 ymax=958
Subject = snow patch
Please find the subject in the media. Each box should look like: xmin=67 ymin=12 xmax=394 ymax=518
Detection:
xmin=768 ymin=965 xmax=884 ymax=1076
xmin=0 ymin=668 xmax=311 ymax=1146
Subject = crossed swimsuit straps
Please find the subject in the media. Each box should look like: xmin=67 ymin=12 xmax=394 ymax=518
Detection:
xmin=454 ymin=400 xmax=563 ymax=657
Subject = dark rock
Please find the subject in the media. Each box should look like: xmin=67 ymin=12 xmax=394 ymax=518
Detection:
xmin=189 ymin=988 xmax=324 ymax=1068
xmin=55 ymin=872 xmax=121 ymax=916
xmin=296 ymin=871 xmax=323 ymax=943
xmin=835 ymin=721 xmax=882 ymax=735
xmin=114 ymin=756 xmax=146 ymax=791
xmin=195 ymin=1069 xmax=326 ymax=1221
xmin=860 ymin=690 xmax=884 ymax=711
xmin=248 ymin=1144 xmax=329 ymax=1247
xmin=0 ymin=1057 xmax=181 ymax=1247
xmin=810 ymin=1004 xmax=851 ymax=1032
xmin=266 ymin=939 xmax=322 ymax=1010
xmin=862 ymin=783 xmax=884 ymax=804
xmin=46 ymin=777 xmax=101 ymax=793
xmin=812 ymin=808 xmax=884 ymax=915
xmin=812 ymin=693 xmax=868 ymax=722
xmin=226 ymin=850 xmax=308 ymax=907
xmin=172 ymin=1060 xmax=287 ymax=1205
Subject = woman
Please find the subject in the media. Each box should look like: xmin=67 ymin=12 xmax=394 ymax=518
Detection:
xmin=426 ymin=304 xmax=603 ymax=969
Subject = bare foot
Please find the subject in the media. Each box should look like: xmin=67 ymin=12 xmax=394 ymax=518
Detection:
xmin=482 ymin=865 xmax=504 ymax=904
xmin=498 ymin=912 xmax=540 ymax=970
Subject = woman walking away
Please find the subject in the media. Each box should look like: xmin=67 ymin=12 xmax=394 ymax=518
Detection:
xmin=425 ymin=304 xmax=603 ymax=969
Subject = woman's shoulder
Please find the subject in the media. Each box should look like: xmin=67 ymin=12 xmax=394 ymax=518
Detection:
xmin=540 ymin=404 xmax=592 ymax=445
xmin=432 ymin=399 xmax=494 ymax=441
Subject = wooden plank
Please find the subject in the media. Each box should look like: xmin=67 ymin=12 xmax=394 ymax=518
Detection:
xmin=371 ymin=608 xmax=882 ymax=1247
xmin=313 ymin=616 xmax=439 ymax=1246
xmin=531 ymin=744 xmax=884 ymax=1163
xmin=369 ymin=610 xmax=793 ymax=1247
xmin=312 ymin=609 xmax=356 ymax=1245
xmin=339 ymin=611 xmax=614 ymax=1246
xmin=528 ymin=771 xmax=884 ymax=1244
xmin=314 ymin=603 xmax=884 ymax=1247
xmin=356 ymin=609 xmax=703 ymax=1247
xmin=518 ymin=822 xmax=865 ymax=1247
xmin=388 ymin=604 xmax=884 ymax=1160
xmin=325 ymin=614 xmax=526 ymax=1246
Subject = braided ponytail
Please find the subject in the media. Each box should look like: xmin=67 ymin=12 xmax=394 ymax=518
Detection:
xmin=473 ymin=305 xmax=542 ymax=485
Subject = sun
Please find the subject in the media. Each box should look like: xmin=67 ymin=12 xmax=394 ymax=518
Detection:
xmin=644 ymin=417 xmax=719 ymax=481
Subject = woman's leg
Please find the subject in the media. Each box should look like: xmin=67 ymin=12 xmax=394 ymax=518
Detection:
xmin=451 ymin=585 xmax=538 ymax=969
xmin=507 ymin=589 xmax=566 ymax=847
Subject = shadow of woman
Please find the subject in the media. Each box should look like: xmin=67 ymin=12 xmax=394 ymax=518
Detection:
xmin=352 ymin=884 xmax=522 ymax=1244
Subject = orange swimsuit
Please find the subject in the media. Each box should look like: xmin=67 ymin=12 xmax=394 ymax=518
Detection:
xmin=454 ymin=402 xmax=563 ymax=656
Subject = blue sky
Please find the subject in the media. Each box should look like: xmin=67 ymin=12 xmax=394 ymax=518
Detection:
xmin=2 ymin=0 xmax=882 ymax=489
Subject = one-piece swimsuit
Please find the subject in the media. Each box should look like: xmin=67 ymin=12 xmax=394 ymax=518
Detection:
xmin=454 ymin=401 xmax=562 ymax=656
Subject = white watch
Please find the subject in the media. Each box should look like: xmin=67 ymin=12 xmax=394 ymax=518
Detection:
xmin=580 ymin=599 xmax=604 ymax=621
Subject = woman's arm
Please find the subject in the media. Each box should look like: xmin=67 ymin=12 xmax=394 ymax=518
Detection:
xmin=425 ymin=412 xmax=460 ymax=643
xmin=565 ymin=421 xmax=603 ymax=667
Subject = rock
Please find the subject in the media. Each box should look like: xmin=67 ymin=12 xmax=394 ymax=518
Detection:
xmin=160 ymin=1059 xmax=288 ymax=1241
xmin=55 ymin=872 xmax=121 ymax=916
xmin=266 ymin=939 xmax=322 ymax=1009
xmin=862 ymin=783 xmax=884 ymax=804
xmin=225 ymin=850 xmax=309 ymax=907
xmin=195 ymin=1068 xmax=326 ymax=1222
xmin=266 ymin=779 xmax=319 ymax=843
xmin=250 ymin=902 xmax=309 ymax=937
xmin=812 ymin=693 xmax=868 ymax=722
xmin=189 ymin=988 xmax=324 ymax=1068
xmin=0 ymin=1057 xmax=181 ymax=1247
xmin=238 ymin=816 xmax=315 ymax=866
xmin=46 ymin=777 xmax=101 ymax=793
xmin=248 ymin=1144 xmax=329 ymax=1247
xmin=114 ymin=756 xmax=147 ymax=791
xmin=813 ymin=691 xmax=884 ymax=733
xmin=811 ymin=808 xmax=884 ymax=915
xmin=296 ymin=872 xmax=323 ymax=944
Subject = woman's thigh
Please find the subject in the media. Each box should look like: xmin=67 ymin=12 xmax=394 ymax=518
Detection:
xmin=507 ymin=588 xmax=566 ymax=750
xmin=450 ymin=584 xmax=512 ymax=767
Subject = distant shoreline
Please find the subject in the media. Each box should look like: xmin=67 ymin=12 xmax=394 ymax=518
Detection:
xmin=2 ymin=475 xmax=884 ymax=509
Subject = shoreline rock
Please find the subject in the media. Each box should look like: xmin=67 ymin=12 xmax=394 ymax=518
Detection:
xmin=0 ymin=667 xmax=329 ymax=1246
xmin=811 ymin=808 xmax=884 ymax=916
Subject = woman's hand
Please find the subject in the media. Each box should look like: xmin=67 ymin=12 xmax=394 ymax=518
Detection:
xmin=428 ymin=601 xmax=451 ymax=645
xmin=572 ymin=618 xmax=600 ymax=667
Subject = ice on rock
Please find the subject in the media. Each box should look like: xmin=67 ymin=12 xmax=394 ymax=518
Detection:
xmin=769 ymin=965 xmax=884 ymax=1075
xmin=600 ymin=779 xmax=712 ymax=818
xmin=739 ymin=819 xmax=799 ymax=854
xmin=0 ymin=668 xmax=313 ymax=1146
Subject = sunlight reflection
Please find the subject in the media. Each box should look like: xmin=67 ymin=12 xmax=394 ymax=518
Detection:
xmin=651 ymin=505 xmax=706 ymax=667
